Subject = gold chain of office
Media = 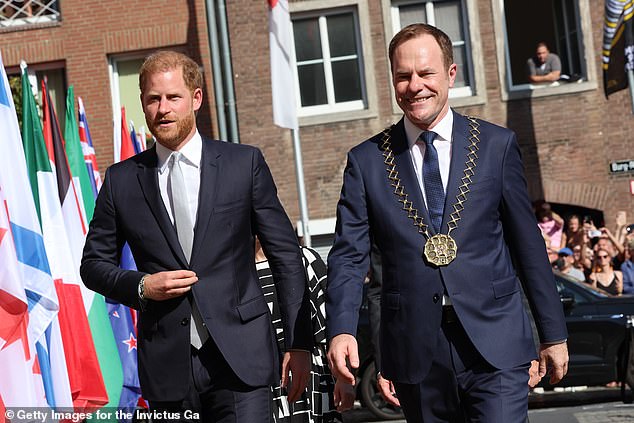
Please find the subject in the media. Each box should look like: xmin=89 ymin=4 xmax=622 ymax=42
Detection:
xmin=380 ymin=117 xmax=481 ymax=266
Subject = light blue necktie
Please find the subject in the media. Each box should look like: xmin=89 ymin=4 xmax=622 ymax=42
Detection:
xmin=169 ymin=152 xmax=209 ymax=349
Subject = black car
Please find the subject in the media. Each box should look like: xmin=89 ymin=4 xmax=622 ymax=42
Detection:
xmin=354 ymin=271 xmax=634 ymax=418
xmin=550 ymin=271 xmax=634 ymax=388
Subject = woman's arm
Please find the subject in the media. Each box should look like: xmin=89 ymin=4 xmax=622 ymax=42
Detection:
xmin=616 ymin=271 xmax=623 ymax=296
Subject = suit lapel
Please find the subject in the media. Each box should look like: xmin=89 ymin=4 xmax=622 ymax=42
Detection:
xmin=190 ymin=139 xmax=219 ymax=265
xmin=137 ymin=147 xmax=189 ymax=267
xmin=441 ymin=113 xmax=471 ymax=231
xmin=390 ymin=119 xmax=435 ymax=234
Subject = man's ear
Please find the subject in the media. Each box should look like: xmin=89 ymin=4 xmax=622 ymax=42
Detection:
xmin=193 ymin=88 xmax=203 ymax=112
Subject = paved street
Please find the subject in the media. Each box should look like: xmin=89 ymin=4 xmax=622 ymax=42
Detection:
xmin=342 ymin=387 xmax=634 ymax=423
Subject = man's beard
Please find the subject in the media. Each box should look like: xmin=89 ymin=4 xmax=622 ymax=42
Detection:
xmin=149 ymin=112 xmax=195 ymax=149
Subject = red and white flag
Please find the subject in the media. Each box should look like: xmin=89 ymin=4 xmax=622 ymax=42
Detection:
xmin=0 ymin=185 xmax=40 ymax=411
xmin=268 ymin=0 xmax=298 ymax=129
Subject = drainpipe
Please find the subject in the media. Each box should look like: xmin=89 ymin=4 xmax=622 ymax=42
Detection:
xmin=216 ymin=0 xmax=240 ymax=143
xmin=204 ymin=0 xmax=228 ymax=141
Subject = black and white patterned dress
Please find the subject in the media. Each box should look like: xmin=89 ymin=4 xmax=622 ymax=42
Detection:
xmin=257 ymin=247 xmax=343 ymax=423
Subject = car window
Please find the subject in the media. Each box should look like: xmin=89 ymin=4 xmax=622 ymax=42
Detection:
xmin=554 ymin=271 xmax=609 ymax=303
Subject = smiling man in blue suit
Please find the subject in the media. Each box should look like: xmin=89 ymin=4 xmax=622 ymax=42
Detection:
xmin=326 ymin=24 xmax=569 ymax=422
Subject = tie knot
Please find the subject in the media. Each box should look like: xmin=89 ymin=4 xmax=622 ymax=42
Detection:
xmin=169 ymin=151 xmax=182 ymax=167
xmin=419 ymin=131 xmax=437 ymax=146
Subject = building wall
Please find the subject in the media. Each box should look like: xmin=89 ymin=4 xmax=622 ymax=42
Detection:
xmin=227 ymin=0 xmax=632 ymax=230
xmin=1 ymin=0 xmax=631 ymax=232
xmin=0 ymin=0 xmax=217 ymax=170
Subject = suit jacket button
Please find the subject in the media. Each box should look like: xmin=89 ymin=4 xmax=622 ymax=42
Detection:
xmin=433 ymin=294 xmax=440 ymax=303
xmin=180 ymin=317 xmax=190 ymax=326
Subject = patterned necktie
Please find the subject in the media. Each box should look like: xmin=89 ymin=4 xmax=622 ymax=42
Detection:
xmin=169 ymin=152 xmax=209 ymax=349
xmin=420 ymin=131 xmax=445 ymax=233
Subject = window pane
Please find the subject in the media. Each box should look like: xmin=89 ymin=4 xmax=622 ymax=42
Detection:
xmin=332 ymin=59 xmax=362 ymax=102
xmin=434 ymin=1 xmax=463 ymax=42
xmin=504 ymin=0 xmax=585 ymax=86
xmin=452 ymin=45 xmax=467 ymax=87
xmin=117 ymin=58 xmax=146 ymax=134
xmin=399 ymin=3 xmax=426 ymax=28
xmin=297 ymin=63 xmax=327 ymax=106
xmin=327 ymin=13 xmax=357 ymax=57
xmin=293 ymin=18 xmax=322 ymax=62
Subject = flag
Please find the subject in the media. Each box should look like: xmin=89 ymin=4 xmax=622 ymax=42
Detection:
xmin=78 ymin=97 xmax=102 ymax=197
xmin=0 ymin=182 xmax=38 ymax=410
xmin=129 ymin=121 xmax=142 ymax=155
xmin=21 ymin=64 xmax=75 ymax=410
xmin=602 ymin=0 xmax=634 ymax=96
xmin=41 ymin=78 xmax=109 ymax=410
xmin=110 ymin=108 xmax=145 ymax=420
xmin=269 ymin=0 xmax=298 ymax=129
xmin=120 ymin=107 xmax=136 ymax=160
xmin=107 ymin=106 xmax=146 ymax=420
xmin=107 ymin=301 xmax=143 ymax=416
xmin=4 ymin=56 xmax=70 ymax=409
xmin=65 ymin=88 xmax=124 ymax=415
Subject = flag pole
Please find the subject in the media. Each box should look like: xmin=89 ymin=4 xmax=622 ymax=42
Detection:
xmin=291 ymin=128 xmax=311 ymax=247
xmin=628 ymin=69 xmax=634 ymax=114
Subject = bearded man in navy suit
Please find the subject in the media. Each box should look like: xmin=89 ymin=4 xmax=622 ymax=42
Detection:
xmin=81 ymin=51 xmax=311 ymax=422
xmin=326 ymin=24 xmax=568 ymax=422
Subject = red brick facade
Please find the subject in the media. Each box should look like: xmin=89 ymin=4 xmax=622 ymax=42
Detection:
xmin=1 ymin=0 xmax=632 ymax=232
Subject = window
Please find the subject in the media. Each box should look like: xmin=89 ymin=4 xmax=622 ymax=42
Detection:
xmin=0 ymin=0 xmax=60 ymax=29
xmin=390 ymin=0 xmax=475 ymax=98
xmin=8 ymin=64 xmax=66 ymax=132
xmin=108 ymin=55 xmax=150 ymax=161
xmin=504 ymin=0 xmax=586 ymax=88
xmin=292 ymin=8 xmax=366 ymax=116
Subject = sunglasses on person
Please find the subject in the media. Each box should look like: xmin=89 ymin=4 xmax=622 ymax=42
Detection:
xmin=597 ymin=254 xmax=610 ymax=259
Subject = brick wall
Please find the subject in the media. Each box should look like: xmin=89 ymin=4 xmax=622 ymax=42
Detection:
xmin=227 ymin=0 xmax=632 ymax=229
xmin=0 ymin=0 xmax=217 ymax=171
xmin=2 ymin=0 xmax=631 ymax=232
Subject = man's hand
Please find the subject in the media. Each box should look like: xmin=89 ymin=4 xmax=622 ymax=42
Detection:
xmin=333 ymin=379 xmax=356 ymax=412
xmin=327 ymin=334 xmax=358 ymax=385
xmin=143 ymin=270 xmax=198 ymax=301
xmin=528 ymin=360 xmax=541 ymax=387
xmin=377 ymin=373 xmax=400 ymax=407
xmin=539 ymin=342 xmax=569 ymax=385
xmin=281 ymin=350 xmax=310 ymax=403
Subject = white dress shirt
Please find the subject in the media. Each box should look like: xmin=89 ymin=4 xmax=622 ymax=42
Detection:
xmin=156 ymin=131 xmax=202 ymax=227
xmin=404 ymin=109 xmax=454 ymax=208
xmin=404 ymin=111 xmax=454 ymax=305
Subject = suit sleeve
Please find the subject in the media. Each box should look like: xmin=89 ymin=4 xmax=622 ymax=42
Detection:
xmin=499 ymin=133 xmax=568 ymax=343
xmin=251 ymin=148 xmax=312 ymax=351
xmin=80 ymin=167 xmax=146 ymax=310
xmin=326 ymin=151 xmax=370 ymax=341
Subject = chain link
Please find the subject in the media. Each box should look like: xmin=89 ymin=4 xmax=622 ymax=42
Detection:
xmin=379 ymin=117 xmax=481 ymax=241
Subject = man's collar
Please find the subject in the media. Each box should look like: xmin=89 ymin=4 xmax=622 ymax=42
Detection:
xmin=404 ymin=109 xmax=454 ymax=149
xmin=156 ymin=130 xmax=202 ymax=173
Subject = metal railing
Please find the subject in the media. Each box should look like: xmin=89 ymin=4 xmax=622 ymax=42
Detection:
xmin=0 ymin=0 xmax=59 ymax=28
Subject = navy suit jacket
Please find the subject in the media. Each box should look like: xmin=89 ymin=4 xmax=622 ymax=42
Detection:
xmin=326 ymin=112 xmax=567 ymax=384
xmin=81 ymin=138 xmax=311 ymax=401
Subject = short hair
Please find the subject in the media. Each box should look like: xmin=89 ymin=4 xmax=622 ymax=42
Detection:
xmin=139 ymin=50 xmax=203 ymax=94
xmin=536 ymin=42 xmax=550 ymax=51
xmin=388 ymin=23 xmax=454 ymax=72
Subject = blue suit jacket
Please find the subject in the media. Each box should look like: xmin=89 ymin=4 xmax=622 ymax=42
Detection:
xmin=326 ymin=112 xmax=567 ymax=384
xmin=81 ymin=138 xmax=311 ymax=401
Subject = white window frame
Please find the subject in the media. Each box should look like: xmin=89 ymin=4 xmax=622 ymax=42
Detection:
xmin=382 ymin=0 xmax=487 ymax=110
xmin=292 ymin=8 xmax=366 ymax=116
xmin=390 ymin=0 xmax=472 ymax=98
xmin=491 ymin=0 xmax=598 ymax=100
xmin=290 ymin=0 xmax=378 ymax=126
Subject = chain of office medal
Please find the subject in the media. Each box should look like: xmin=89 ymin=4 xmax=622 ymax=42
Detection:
xmin=379 ymin=117 xmax=481 ymax=266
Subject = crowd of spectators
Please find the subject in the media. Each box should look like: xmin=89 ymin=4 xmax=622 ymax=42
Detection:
xmin=535 ymin=202 xmax=634 ymax=296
